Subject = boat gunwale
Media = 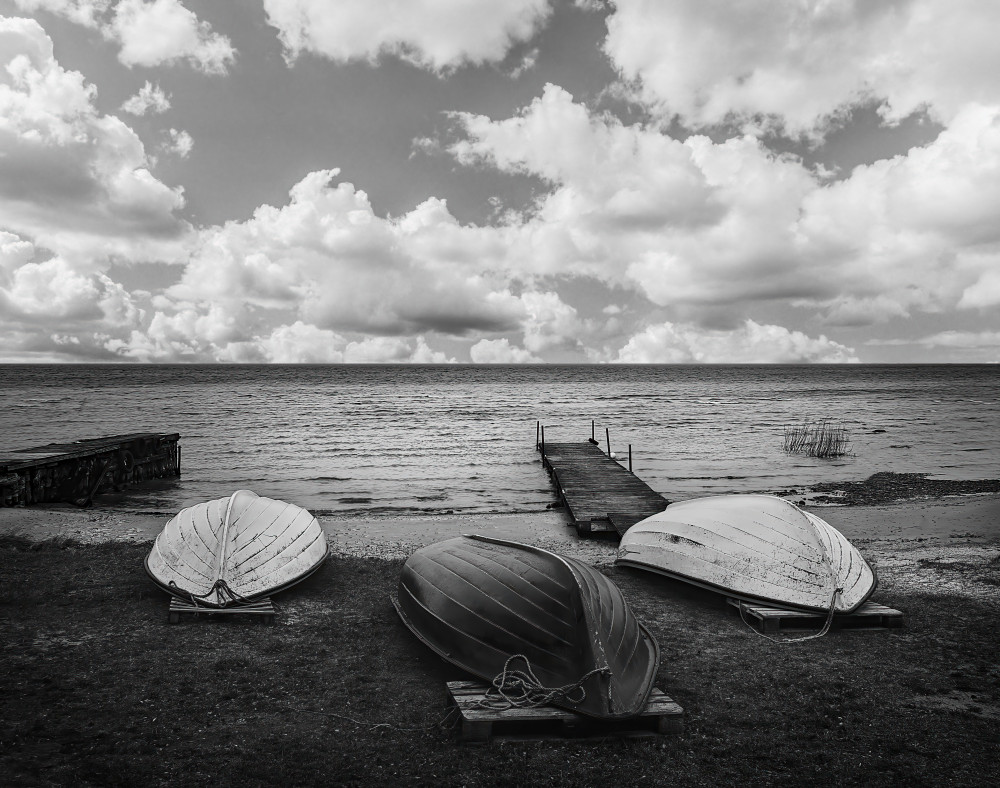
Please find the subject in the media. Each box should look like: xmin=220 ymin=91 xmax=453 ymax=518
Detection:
xmin=614 ymin=555 xmax=878 ymax=614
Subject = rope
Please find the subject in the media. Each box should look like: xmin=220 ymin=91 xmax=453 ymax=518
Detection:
xmin=739 ymin=585 xmax=843 ymax=644
xmin=169 ymin=578 xmax=256 ymax=608
xmin=476 ymin=654 xmax=610 ymax=711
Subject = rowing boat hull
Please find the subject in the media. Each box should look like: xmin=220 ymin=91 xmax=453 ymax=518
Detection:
xmin=615 ymin=495 xmax=876 ymax=613
xmin=394 ymin=534 xmax=659 ymax=720
xmin=145 ymin=490 xmax=328 ymax=606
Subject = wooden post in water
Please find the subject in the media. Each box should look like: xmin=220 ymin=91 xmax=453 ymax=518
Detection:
xmin=606 ymin=427 xmax=611 ymax=457
xmin=536 ymin=420 xmax=540 ymax=450
xmin=628 ymin=444 xmax=633 ymax=473
xmin=540 ymin=425 xmax=545 ymax=457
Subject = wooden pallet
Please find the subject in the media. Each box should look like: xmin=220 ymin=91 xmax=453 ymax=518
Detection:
xmin=727 ymin=598 xmax=903 ymax=634
xmin=445 ymin=680 xmax=683 ymax=742
xmin=168 ymin=597 xmax=275 ymax=624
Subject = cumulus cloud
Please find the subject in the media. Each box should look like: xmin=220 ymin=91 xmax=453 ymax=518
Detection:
xmin=112 ymin=0 xmax=234 ymax=72
xmin=109 ymin=168 xmax=594 ymax=361
xmin=0 ymin=16 xmax=190 ymax=265
xmin=470 ymin=338 xmax=542 ymax=363
xmin=911 ymin=331 xmax=1000 ymax=351
xmin=14 ymin=0 xmax=235 ymax=73
xmin=603 ymin=0 xmax=1000 ymax=135
xmin=120 ymin=80 xmax=170 ymax=115
xmin=262 ymin=0 xmax=551 ymax=71
xmin=164 ymin=127 xmax=192 ymax=157
xmin=448 ymin=85 xmax=1000 ymax=337
xmin=616 ymin=320 xmax=858 ymax=363
xmin=14 ymin=0 xmax=110 ymax=28
xmin=0 ymin=18 xmax=190 ymax=361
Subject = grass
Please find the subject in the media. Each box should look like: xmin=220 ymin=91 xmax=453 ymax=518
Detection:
xmin=784 ymin=421 xmax=852 ymax=458
xmin=2 ymin=535 xmax=999 ymax=787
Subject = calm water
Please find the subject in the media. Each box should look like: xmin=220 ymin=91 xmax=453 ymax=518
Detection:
xmin=0 ymin=365 xmax=996 ymax=517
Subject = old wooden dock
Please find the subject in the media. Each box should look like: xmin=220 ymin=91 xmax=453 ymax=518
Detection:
xmin=538 ymin=426 xmax=669 ymax=536
xmin=0 ymin=433 xmax=180 ymax=507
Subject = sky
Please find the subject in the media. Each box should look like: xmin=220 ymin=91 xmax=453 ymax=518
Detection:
xmin=0 ymin=0 xmax=998 ymax=364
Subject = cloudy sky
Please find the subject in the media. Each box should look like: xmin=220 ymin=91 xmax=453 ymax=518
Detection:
xmin=1 ymin=0 xmax=998 ymax=363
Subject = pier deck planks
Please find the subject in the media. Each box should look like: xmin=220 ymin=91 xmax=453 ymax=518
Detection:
xmin=539 ymin=440 xmax=668 ymax=536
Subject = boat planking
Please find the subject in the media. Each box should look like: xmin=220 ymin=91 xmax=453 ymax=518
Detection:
xmin=0 ymin=433 xmax=180 ymax=507
xmin=537 ymin=427 xmax=669 ymax=535
xmin=394 ymin=535 xmax=660 ymax=721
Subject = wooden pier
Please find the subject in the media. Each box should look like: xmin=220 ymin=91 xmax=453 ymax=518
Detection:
xmin=538 ymin=425 xmax=669 ymax=536
xmin=0 ymin=433 xmax=180 ymax=507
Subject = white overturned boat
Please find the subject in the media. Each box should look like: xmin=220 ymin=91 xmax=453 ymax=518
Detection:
xmin=145 ymin=490 xmax=328 ymax=607
xmin=615 ymin=494 xmax=875 ymax=613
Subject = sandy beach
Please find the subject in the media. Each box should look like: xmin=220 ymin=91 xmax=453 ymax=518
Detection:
xmin=3 ymin=493 xmax=999 ymax=601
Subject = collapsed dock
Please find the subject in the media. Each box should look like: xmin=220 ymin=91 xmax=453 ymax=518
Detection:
xmin=0 ymin=433 xmax=180 ymax=507
xmin=537 ymin=424 xmax=668 ymax=536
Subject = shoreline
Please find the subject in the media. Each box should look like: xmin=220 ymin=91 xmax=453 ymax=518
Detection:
xmin=2 ymin=491 xmax=998 ymax=603
xmin=2 ymin=491 xmax=999 ymax=548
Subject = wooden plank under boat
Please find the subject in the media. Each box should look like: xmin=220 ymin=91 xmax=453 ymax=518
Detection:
xmin=615 ymin=495 xmax=876 ymax=613
xmin=393 ymin=535 xmax=660 ymax=720
xmin=145 ymin=490 xmax=328 ymax=607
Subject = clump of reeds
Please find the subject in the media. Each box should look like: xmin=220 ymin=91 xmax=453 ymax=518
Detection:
xmin=783 ymin=420 xmax=852 ymax=458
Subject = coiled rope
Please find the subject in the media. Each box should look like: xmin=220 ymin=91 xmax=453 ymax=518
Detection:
xmin=738 ymin=585 xmax=843 ymax=643
xmin=477 ymin=653 xmax=610 ymax=710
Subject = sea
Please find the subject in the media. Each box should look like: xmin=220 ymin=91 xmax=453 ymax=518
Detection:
xmin=0 ymin=364 xmax=996 ymax=518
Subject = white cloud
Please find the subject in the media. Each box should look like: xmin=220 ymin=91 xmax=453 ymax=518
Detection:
xmin=120 ymin=80 xmax=170 ymax=115
xmin=0 ymin=16 xmax=190 ymax=265
xmin=14 ymin=0 xmax=235 ymax=73
xmin=959 ymin=264 xmax=1000 ymax=311
xmin=13 ymin=1 xmax=110 ymax=29
xmin=448 ymin=85 xmax=1000 ymax=336
xmin=470 ymin=338 xmax=541 ymax=363
xmin=912 ymin=331 xmax=1000 ymax=351
xmin=617 ymin=320 xmax=858 ymax=363
xmin=262 ymin=0 xmax=551 ymax=71
xmin=1 ymin=249 xmax=145 ymax=334
xmin=603 ymin=0 xmax=1000 ymax=134
xmin=113 ymin=0 xmax=234 ymax=73
xmin=164 ymin=127 xmax=192 ymax=157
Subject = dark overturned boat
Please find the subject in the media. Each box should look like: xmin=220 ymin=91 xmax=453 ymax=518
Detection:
xmin=393 ymin=535 xmax=659 ymax=720
xmin=616 ymin=494 xmax=876 ymax=613
xmin=145 ymin=489 xmax=328 ymax=607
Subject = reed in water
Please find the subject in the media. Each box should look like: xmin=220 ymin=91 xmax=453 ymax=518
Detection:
xmin=783 ymin=420 xmax=852 ymax=458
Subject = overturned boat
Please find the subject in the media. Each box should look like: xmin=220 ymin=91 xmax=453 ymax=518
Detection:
xmin=145 ymin=489 xmax=328 ymax=607
xmin=393 ymin=535 xmax=659 ymax=720
xmin=615 ymin=495 xmax=876 ymax=613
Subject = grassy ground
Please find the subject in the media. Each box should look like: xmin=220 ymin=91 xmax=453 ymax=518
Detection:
xmin=2 ymin=535 xmax=999 ymax=787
